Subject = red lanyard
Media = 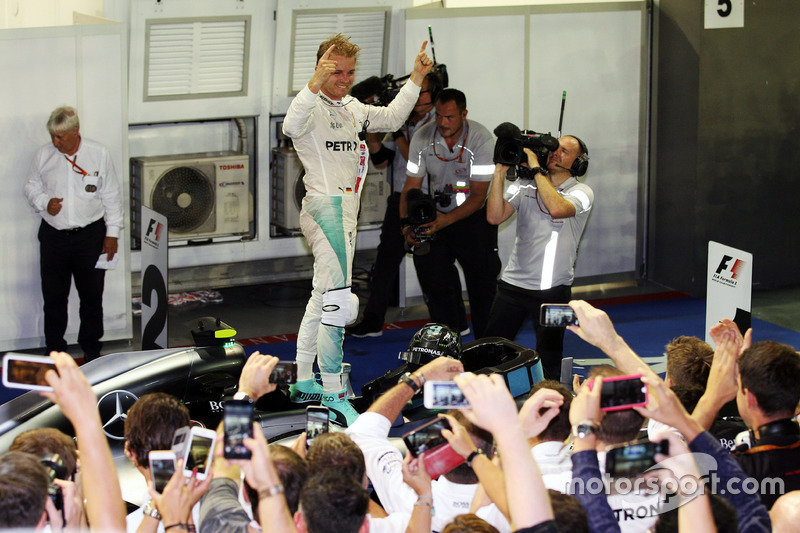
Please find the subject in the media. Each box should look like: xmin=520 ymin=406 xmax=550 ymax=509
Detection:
xmin=65 ymin=155 xmax=89 ymax=176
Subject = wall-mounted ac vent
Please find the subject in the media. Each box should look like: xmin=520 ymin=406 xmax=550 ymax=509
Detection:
xmin=144 ymin=16 xmax=250 ymax=101
xmin=290 ymin=10 xmax=388 ymax=94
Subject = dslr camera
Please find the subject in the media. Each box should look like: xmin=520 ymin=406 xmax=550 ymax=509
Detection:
xmin=404 ymin=188 xmax=437 ymax=255
xmin=493 ymin=122 xmax=559 ymax=180
xmin=40 ymin=453 xmax=66 ymax=512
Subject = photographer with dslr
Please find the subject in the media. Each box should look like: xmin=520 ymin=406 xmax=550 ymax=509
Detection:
xmin=484 ymin=131 xmax=593 ymax=381
xmin=400 ymin=88 xmax=499 ymax=339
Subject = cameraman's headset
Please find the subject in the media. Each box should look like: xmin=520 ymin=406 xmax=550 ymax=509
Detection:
xmin=567 ymin=135 xmax=590 ymax=178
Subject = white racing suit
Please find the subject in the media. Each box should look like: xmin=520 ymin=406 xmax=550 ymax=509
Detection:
xmin=283 ymin=81 xmax=420 ymax=382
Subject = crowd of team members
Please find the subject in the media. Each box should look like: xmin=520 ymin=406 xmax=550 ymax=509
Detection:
xmin=2 ymin=299 xmax=800 ymax=532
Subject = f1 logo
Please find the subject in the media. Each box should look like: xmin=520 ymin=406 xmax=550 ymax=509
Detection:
xmin=715 ymin=255 xmax=745 ymax=279
xmin=145 ymin=219 xmax=163 ymax=242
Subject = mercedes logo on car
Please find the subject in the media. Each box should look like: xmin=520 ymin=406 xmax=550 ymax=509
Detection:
xmin=97 ymin=390 xmax=139 ymax=440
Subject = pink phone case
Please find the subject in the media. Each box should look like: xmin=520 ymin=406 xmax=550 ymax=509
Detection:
xmin=422 ymin=442 xmax=465 ymax=479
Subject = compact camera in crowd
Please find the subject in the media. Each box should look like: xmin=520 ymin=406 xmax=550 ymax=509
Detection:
xmin=404 ymin=189 xmax=437 ymax=256
xmin=493 ymin=122 xmax=559 ymax=180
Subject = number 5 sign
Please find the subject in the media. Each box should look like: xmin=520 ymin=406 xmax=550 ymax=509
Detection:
xmin=705 ymin=0 xmax=744 ymax=29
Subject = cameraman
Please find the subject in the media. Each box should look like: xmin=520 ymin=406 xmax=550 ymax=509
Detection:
xmin=400 ymin=88 xmax=499 ymax=339
xmin=484 ymin=137 xmax=593 ymax=381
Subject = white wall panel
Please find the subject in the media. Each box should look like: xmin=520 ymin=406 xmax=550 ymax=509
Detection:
xmin=0 ymin=24 xmax=130 ymax=350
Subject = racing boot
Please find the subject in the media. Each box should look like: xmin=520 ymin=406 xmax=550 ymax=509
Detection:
xmin=322 ymin=389 xmax=360 ymax=427
xmin=289 ymin=378 xmax=324 ymax=403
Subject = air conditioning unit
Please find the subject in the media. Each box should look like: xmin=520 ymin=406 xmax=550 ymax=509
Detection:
xmin=270 ymin=147 xmax=305 ymax=232
xmin=270 ymin=147 xmax=388 ymax=234
xmin=358 ymin=169 xmax=389 ymax=226
xmin=131 ymin=151 xmax=251 ymax=247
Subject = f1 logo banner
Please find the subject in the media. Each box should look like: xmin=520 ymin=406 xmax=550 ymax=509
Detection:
xmin=706 ymin=241 xmax=752 ymax=346
xmin=141 ymin=207 xmax=168 ymax=349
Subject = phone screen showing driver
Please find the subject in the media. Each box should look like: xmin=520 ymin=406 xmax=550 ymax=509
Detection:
xmin=402 ymin=417 xmax=451 ymax=457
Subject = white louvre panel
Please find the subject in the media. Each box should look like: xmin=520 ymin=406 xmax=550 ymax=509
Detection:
xmin=291 ymin=10 xmax=387 ymax=94
xmin=145 ymin=17 xmax=250 ymax=100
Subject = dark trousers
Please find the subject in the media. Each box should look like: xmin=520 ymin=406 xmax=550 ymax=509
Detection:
xmin=483 ymin=280 xmax=572 ymax=381
xmin=38 ymin=219 xmax=106 ymax=359
xmin=412 ymin=208 xmax=501 ymax=339
xmin=361 ymin=192 xmax=405 ymax=325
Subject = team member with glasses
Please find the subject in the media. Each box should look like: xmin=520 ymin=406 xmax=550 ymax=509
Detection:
xmin=400 ymin=88 xmax=499 ymax=339
xmin=24 ymin=105 xmax=123 ymax=362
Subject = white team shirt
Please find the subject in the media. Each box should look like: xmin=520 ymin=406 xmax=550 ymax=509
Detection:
xmin=24 ymin=138 xmax=123 ymax=237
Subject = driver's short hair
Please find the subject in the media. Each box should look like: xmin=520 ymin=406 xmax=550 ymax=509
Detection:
xmin=316 ymin=33 xmax=360 ymax=62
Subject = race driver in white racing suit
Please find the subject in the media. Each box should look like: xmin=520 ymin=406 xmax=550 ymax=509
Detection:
xmin=283 ymin=33 xmax=433 ymax=425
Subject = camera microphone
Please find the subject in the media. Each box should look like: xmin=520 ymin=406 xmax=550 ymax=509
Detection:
xmin=350 ymin=76 xmax=384 ymax=104
xmin=493 ymin=122 xmax=522 ymax=139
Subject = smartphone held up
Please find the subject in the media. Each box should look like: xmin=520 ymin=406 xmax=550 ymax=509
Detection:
xmin=588 ymin=374 xmax=649 ymax=412
xmin=224 ymin=399 xmax=255 ymax=460
xmin=423 ymin=381 xmax=471 ymax=409
xmin=306 ymin=406 xmax=330 ymax=450
xmin=2 ymin=353 xmax=57 ymax=391
xmin=539 ymin=304 xmax=579 ymax=327
xmin=171 ymin=426 xmax=216 ymax=480
xmin=148 ymin=450 xmax=176 ymax=493
xmin=402 ymin=417 xmax=466 ymax=479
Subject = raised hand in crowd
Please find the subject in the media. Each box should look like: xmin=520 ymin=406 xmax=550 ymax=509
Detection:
xmin=147 ymin=458 xmax=212 ymax=532
xmin=455 ymin=373 xmax=555 ymax=531
xmin=402 ymin=451 xmax=433 ymax=533
xmin=568 ymin=376 xmax=605 ymax=453
xmin=634 ymin=374 xmax=704 ymax=442
xmin=44 ymin=477 xmax=87 ymax=531
xmin=647 ymin=430 xmax=717 ymax=533
xmin=232 ymin=423 xmax=296 ymax=533
xmin=708 ymin=318 xmax=752 ymax=355
xmin=42 ymin=351 xmax=126 ymax=531
xmin=691 ymin=324 xmax=742 ymax=430
xmin=237 ymin=351 xmax=280 ymax=401
xmin=519 ymin=387 xmax=565 ymax=440
xmin=567 ymin=300 xmax=660 ymax=381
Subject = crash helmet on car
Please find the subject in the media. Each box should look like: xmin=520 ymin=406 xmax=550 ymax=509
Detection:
xmin=398 ymin=323 xmax=462 ymax=367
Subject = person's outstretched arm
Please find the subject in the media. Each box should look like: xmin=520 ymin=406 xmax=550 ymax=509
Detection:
xmin=43 ymin=352 xmax=126 ymax=531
